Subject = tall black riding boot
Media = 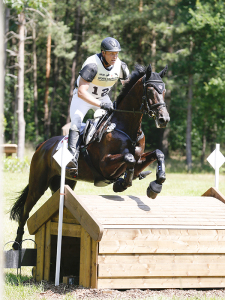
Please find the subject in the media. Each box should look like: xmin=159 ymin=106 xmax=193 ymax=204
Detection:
xmin=67 ymin=129 xmax=80 ymax=175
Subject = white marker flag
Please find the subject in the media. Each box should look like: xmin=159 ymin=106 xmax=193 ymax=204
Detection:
xmin=207 ymin=144 xmax=225 ymax=190
xmin=53 ymin=140 xmax=73 ymax=286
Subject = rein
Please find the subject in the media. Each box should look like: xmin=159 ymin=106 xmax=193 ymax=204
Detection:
xmin=112 ymin=76 xmax=166 ymax=118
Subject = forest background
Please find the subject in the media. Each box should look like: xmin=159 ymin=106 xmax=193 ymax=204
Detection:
xmin=3 ymin=0 xmax=225 ymax=172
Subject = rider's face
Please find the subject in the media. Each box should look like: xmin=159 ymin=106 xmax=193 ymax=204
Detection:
xmin=102 ymin=51 xmax=119 ymax=66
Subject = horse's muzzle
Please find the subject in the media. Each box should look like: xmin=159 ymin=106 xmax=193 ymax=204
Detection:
xmin=156 ymin=115 xmax=170 ymax=128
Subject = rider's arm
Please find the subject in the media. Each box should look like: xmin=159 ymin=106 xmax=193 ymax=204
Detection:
xmin=78 ymin=77 xmax=101 ymax=107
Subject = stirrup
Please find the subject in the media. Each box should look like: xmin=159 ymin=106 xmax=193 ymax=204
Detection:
xmin=67 ymin=158 xmax=78 ymax=170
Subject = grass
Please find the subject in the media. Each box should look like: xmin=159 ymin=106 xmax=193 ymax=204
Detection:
xmin=2 ymin=150 xmax=225 ymax=299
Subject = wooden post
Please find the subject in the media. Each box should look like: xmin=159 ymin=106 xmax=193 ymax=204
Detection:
xmin=79 ymin=228 xmax=91 ymax=287
xmin=44 ymin=220 xmax=51 ymax=281
xmin=35 ymin=224 xmax=45 ymax=281
xmin=91 ymin=239 xmax=98 ymax=288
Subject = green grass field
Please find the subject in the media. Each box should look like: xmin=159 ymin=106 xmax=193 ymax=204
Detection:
xmin=2 ymin=157 xmax=225 ymax=299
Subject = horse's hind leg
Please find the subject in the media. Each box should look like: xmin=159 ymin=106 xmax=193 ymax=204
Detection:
xmin=12 ymin=176 xmax=50 ymax=249
xmin=49 ymin=175 xmax=77 ymax=194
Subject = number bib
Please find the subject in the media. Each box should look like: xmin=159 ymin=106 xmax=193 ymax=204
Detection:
xmin=78 ymin=54 xmax=123 ymax=99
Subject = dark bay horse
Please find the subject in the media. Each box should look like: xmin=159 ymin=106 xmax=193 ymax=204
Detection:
xmin=10 ymin=64 xmax=170 ymax=249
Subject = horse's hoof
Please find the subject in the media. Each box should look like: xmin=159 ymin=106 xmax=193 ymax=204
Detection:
xmin=12 ymin=242 xmax=19 ymax=250
xmin=113 ymin=178 xmax=127 ymax=193
xmin=147 ymin=180 xmax=162 ymax=199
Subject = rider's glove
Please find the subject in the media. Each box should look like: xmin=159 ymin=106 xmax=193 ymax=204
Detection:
xmin=100 ymin=102 xmax=113 ymax=113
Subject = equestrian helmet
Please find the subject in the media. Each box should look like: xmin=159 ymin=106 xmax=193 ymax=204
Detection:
xmin=101 ymin=37 xmax=121 ymax=52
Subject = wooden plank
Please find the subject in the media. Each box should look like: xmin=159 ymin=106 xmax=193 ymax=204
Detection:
xmin=104 ymin=225 xmax=225 ymax=230
xmin=98 ymin=254 xmax=225 ymax=264
xmin=99 ymin=240 xmax=225 ymax=254
xmin=98 ymin=277 xmax=225 ymax=289
xmin=51 ymin=207 xmax=80 ymax=224
xmin=50 ymin=222 xmax=81 ymax=237
xmin=101 ymin=229 xmax=225 ymax=241
xmin=87 ymin=206 xmax=225 ymax=219
xmin=97 ymin=217 xmax=225 ymax=226
xmin=99 ymin=263 xmax=225 ymax=277
xmin=27 ymin=189 xmax=60 ymax=235
xmin=44 ymin=220 xmax=51 ymax=281
xmin=88 ymin=206 xmax=225 ymax=214
xmin=64 ymin=185 xmax=104 ymax=241
xmin=79 ymin=228 xmax=92 ymax=288
xmin=91 ymin=239 xmax=98 ymax=288
xmin=35 ymin=224 xmax=45 ymax=282
xmin=81 ymin=194 xmax=223 ymax=204
xmin=203 ymin=187 xmax=225 ymax=204
xmin=98 ymin=254 xmax=225 ymax=277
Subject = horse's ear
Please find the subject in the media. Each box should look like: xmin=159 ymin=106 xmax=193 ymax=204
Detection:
xmin=159 ymin=65 xmax=168 ymax=78
xmin=146 ymin=64 xmax=152 ymax=80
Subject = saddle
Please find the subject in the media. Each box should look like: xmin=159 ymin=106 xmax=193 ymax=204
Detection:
xmin=82 ymin=109 xmax=115 ymax=146
xmin=80 ymin=109 xmax=117 ymax=187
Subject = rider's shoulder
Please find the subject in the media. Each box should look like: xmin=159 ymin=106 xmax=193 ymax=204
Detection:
xmin=79 ymin=63 xmax=98 ymax=82
xmin=83 ymin=54 xmax=100 ymax=65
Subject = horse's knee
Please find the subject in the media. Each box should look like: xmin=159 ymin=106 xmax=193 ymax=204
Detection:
xmin=124 ymin=153 xmax=136 ymax=167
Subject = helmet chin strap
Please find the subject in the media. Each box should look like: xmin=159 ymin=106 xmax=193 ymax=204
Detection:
xmin=101 ymin=51 xmax=111 ymax=67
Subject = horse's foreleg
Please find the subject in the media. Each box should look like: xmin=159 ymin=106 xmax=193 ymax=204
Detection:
xmin=113 ymin=153 xmax=136 ymax=192
xmin=134 ymin=149 xmax=166 ymax=199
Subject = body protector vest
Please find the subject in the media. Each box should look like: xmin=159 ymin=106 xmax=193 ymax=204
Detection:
xmin=76 ymin=54 xmax=128 ymax=100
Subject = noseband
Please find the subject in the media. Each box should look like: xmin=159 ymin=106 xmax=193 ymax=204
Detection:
xmin=113 ymin=76 xmax=166 ymax=118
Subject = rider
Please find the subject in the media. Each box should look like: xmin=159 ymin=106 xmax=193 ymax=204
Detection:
xmin=67 ymin=37 xmax=130 ymax=175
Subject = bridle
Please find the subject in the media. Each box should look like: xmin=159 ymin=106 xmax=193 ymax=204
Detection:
xmin=112 ymin=75 xmax=166 ymax=119
xmin=141 ymin=76 xmax=166 ymax=118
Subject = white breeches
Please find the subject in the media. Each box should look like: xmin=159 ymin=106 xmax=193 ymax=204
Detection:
xmin=70 ymin=89 xmax=111 ymax=131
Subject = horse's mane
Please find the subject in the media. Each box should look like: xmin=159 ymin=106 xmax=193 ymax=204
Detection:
xmin=116 ymin=64 xmax=146 ymax=106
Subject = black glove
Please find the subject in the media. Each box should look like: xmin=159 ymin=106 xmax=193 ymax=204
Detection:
xmin=100 ymin=102 xmax=113 ymax=113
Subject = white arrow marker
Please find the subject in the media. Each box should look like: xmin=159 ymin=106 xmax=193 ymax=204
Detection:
xmin=53 ymin=139 xmax=73 ymax=286
xmin=207 ymin=144 xmax=225 ymax=190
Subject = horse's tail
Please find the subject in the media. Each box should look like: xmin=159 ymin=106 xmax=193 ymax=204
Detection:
xmin=10 ymin=184 xmax=29 ymax=222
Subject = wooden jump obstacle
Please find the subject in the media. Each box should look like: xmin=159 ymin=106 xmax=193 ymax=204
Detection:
xmin=27 ymin=186 xmax=225 ymax=289
xmin=2 ymin=144 xmax=17 ymax=157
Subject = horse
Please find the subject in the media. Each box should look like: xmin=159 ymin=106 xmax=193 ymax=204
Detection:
xmin=10 ymin=64 xmax=170 ymax=250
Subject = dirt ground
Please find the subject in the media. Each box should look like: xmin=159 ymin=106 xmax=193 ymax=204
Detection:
xmin=23 ymin=280 xmax=225 ymax=299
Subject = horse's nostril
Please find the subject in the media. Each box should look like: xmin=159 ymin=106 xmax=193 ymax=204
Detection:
xmin=159 ymin=118 xmax=166 ymax=124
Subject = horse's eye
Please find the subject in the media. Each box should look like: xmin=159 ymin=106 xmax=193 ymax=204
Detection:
xmin=147 ymin=88 xmax=154 ymax=96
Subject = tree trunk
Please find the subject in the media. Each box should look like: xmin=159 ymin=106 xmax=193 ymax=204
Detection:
xmin=4 ymin=8 xmax=10 ymax=77
xmin=44 ymin=33 xmax=51 ymax=139
xmin=139 ymin=0 xmax=143 ymax=12
xmin=186 ymin=74 xmax=193 ymax=172
xmin=17 ymin=12 xmax=26 ymax=159
xmin=151 ymin=28 xmax=156 ymax=72
xmin=66 ymin=6 xmax=81 ymax=124
xmin=201 ymin=134 xmax=206 ymax=166
xmin=46 ymin=55 xmax=58 ymax=138
xmin=11 ymin=80 xmax=17 ymax=143
xmin=0 ymin=0 xmax=5 ymax=292
xmin=32 ymin=22 xmax=39 ymax=137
